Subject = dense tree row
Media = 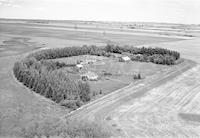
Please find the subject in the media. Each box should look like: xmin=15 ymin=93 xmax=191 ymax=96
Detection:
xmin=28 ymin=45 xmax=107 ymax=61
xmin=130 ymin=53 xmax=177 ymax=65
xmin=13 ymin=57 xmax=91 ymax=110
xmin=105 ymin=44 xmax=180 ymax=59
xmin=105 ymin=44 xmax=180 ymax=65
xmin=14 ymin=46 xmax=111 ymax=110
xmin=13 ymin=45 xmax=180 ymax=110
xmin=13 ymin=45 xmax=111 ymax=136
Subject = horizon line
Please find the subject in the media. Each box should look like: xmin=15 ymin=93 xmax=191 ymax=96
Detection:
xmin=0 ymin=17 xmax=199 ymax=26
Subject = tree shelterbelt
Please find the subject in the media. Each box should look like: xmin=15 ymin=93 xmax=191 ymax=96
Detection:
xmin=13 ymin=45 xmax=181 ymax=110
xmin=13 ymin=46 xmax=103 ymax=110
xmin=105 ymin=44 xmax=180 ymax=65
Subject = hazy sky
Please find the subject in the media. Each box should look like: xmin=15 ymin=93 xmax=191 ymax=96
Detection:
xmin=0 ymin=0 xmax=199 ymax=24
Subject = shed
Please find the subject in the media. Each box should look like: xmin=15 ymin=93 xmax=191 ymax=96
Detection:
xmin=119 ymin=56 xmax=131 ymax=62
xmin=81 ymin=71 xmax=98 ymax=81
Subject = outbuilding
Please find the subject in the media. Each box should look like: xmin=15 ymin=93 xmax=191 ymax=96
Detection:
xmin=76 ymin=64 xmax=83 ymax=69
xmin=119 ymin=56 xmax=131 ymax=62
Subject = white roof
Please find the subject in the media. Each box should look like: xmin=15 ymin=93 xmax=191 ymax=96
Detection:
xmin=121 ymin=56 xmax=130 ymax=61
xmin=76 ymin=64 xmax=83 ymax=68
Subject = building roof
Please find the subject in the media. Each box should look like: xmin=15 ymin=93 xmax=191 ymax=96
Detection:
xmin=76 ymin=64 xmax=83 ymax=68
xmin=121 ymin=56 xmax=130 ymax=61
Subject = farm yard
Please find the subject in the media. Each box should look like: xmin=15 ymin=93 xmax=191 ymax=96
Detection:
xmin=52 ymin=54 xmax=169 ymax=96
xmin=1 ymin=19 xmax=200 ymax=138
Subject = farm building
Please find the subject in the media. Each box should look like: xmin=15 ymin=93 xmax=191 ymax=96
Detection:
xmin=81 ymin=71 xmax=99 ymax=81
xmin=119 ymin=56 xmax=131 ymax=62
xmin=76 ymin=64 xmax=83 ymax=69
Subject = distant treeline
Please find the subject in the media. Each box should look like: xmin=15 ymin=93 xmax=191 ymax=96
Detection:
xmin=105 ymin=44 xmax=180 ymax=65
xmin=13 ymin=45 xmax=181 ymax=110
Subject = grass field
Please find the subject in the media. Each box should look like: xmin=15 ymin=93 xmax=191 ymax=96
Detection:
xmin=1 ymin=19 xmax=200 ymax=137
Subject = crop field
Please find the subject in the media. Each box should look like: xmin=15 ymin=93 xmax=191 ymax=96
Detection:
xmin=110 ymin=65 xmax=200 ymax=137
xmin=1 ymin=19 xmax=200 ymax=138
xmin=0 ymin=22 xmax=185 ymax=48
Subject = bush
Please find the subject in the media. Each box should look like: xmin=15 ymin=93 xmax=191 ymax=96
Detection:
xmin=60 ymin=99 xmax=80 ymax=110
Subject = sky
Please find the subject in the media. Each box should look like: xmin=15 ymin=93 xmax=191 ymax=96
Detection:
xmin=0 ymin=0 xmax=200 ymax=24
